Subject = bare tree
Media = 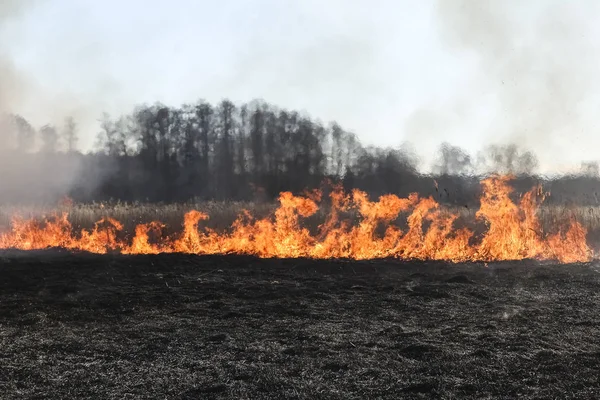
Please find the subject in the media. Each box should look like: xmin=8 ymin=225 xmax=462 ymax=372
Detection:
xmin=215 ymin=99 xmax=236 ymax=198
xmin=433 ymin=142 xmax=473 ymax=175
xmin=249 ymin=102 xmax=265 ymax=175
xmin=40 ymin=124 xmax=59 ymax=153
xmin=476 ymin=144 xmax=538 ymax=175
xmin=11 ymin=114 xmax=35 ymax=153
xmin=62 ymin=117 xmax=78 ymax=153
xmin=96 ymin=113 xmax=127 ymax=157
xmin=330 ymin=122 xmax=345 ymax=176
xmin=237 ymin=104 xmax=248 ymax=175
xmin=580 ymin=161 xmax=599 ymax=177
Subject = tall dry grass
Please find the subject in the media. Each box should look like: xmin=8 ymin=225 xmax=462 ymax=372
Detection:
xmin=0 ymin=201 xmax=275 ymax=236
xmin=1 ymin=200 xmax=600 ymax=249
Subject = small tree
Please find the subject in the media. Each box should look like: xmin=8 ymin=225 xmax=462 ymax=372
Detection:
xmin=12 ymin=114 xmax=35 ymax=152
xmin=580 ymin=161 xmax=599 ymax=177
xmin=62 ymin=116 xmax=78 ymax=152
xmin=40 ymin=124 xmax=59 ymax=153
xmin=433 ymin=142 xmax=473 ymax=175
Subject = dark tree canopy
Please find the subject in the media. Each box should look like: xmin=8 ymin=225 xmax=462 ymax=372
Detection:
xmin=0 ymin=98 xmax=598 ymax=206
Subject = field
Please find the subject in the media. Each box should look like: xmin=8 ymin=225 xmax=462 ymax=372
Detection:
xmin=1 ymin=251 xmax=600 ymax=399
xmin=0 ymin=193 xmax=599 ymax=399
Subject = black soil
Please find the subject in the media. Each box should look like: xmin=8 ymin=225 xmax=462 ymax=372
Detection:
xmin=1 ymin=250 xmax=599 ymax=399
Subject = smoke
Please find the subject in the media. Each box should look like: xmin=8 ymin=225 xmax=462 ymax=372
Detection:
xmin=0 ymin=0 xmax=89 ymax=204
xmin=420 ymin=1 xmax=600 ymax=173
xmin=219 ymin=0 xmax=388 ymax=134
xmin=0 ymin=0 xmax=39 ymax=114
xmin=1 ymin=0 xmax=598 ymax=197
xmin=0 ymin=0 xmax=38 ymax=22
xmin=0 ymin=0 xmax=47 ymax=121
xmin=0 ymin=60 xmax=30 ymax=117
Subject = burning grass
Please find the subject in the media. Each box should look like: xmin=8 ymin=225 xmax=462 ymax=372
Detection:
xmin=0 ymin=175 xmax=594 ymax=263
xmin=0 ymin=200 xmax=276 ymax=236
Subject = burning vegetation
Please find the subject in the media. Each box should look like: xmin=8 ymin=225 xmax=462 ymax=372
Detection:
xmin=0 ymin=175 xmax=591 ymax=263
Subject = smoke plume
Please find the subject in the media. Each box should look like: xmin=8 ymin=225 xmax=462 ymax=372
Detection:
xmin=0 ymin=0 xmax=38 ymax=115
xmin=0 ymin=0 xmax=89 ymax=204
xmin=426 ymin=1 xmax=600 ymax=172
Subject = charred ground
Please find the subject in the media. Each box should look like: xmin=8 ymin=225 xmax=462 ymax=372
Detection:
xmin=0 ymin=251 xmax=599 ymax=399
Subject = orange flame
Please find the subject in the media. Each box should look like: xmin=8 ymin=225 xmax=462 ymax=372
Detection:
xmin=0 ymin=176 xmax=592 ymax=263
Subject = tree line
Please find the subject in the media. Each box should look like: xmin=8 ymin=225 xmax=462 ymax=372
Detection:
xmin=1 ymin=98 xmax=599 ymax=206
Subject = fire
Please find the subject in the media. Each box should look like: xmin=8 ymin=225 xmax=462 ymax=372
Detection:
xmin=0 ymin=175 xmax=592 ymax=263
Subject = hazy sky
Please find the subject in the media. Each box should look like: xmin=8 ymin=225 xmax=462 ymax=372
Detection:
xmin=2 ymin=0 xmax=600 ymax=172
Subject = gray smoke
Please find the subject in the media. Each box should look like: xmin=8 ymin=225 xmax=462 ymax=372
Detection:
xmin=0 ymin=0 xmax=39 ymax=115
xmin=2 ymin=1 xmax=598 ymax=182
xmin=411 ymin=1 xmax=600 ymax=173
xmin=0 ymin=0 xmax=88 ymax=205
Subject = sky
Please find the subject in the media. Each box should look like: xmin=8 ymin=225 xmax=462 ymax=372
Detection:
xmin=2 ymin=0 xmax=600 ymax=172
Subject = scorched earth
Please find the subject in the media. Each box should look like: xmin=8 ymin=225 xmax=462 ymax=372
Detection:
xmin=0 ymin=251 xmax=599 ymax=399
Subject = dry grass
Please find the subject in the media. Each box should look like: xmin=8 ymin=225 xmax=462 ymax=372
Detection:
xmin=0 ymin=201 xmax=276 ymax=236
xmin=1 ymin=201 xmax=600 ymax=248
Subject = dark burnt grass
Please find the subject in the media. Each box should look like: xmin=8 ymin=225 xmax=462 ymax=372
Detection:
xmin=0 ymin=250 xmax=599 ymax=399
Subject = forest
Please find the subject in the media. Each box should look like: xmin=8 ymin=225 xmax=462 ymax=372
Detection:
xmin=1 ymin=98 xmax=599 ymax=206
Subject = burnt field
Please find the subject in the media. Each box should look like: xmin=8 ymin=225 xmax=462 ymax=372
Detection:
xmin=0 ymin=252 xmax=599 ymax=399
